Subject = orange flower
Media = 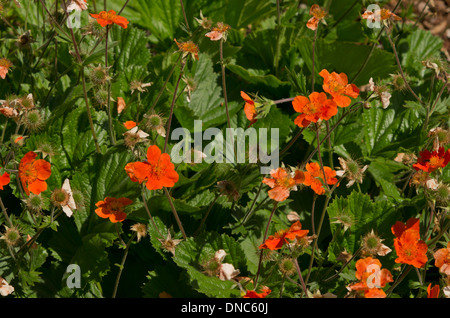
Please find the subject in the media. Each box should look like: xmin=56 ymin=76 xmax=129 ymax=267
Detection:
xmin=413 ymin=147 xmax=450 ymax=173
xmin=319 ymin=69 xmax=360 ymax=107
xmin=433 ymin=241 xmax=450 ymax=276
xmin=391 ymin=218 xmax=428 ymax=268
xmin=427 ymin=283 xmax=440 ymax=298
xmin=262 ymin=167 xmax=304 ymax=202
xmin=95 ymin=197 xmax=132 ymax=223
xmin=303 ymin=162 xmax=338 ymax=195
xmin=125 ymin=145 xmax=179 ymax=190
xmin=347 ymin=257 xmax=393 ymax=298
xmin=292 ymin=92 xmax=338 ymax=127
xmin=241 ymin=91 xmax=257 ymax=127
xmin=18 ymin=151 xmax=51 ymax=195
xmin=124 ymin=120 xmax=137 ymax=130
xmin=0 ymin=168 xmax=10 ymax=190
xmin=259 ymin=221 xmax=309 ymax=250
xmin=306 ymin=4 xmax=327 ymax=31
xmin=90 ymin=10 xmax=129 ymax=29
xmin=243 ymin=287 xmax=271 ymax=298
xmin=0 ymin=58 xmax=12 ymax=79
xmin=174 ymin=38 xmax=199 ymax=61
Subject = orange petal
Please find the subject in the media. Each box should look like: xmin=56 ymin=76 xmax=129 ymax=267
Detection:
xmin=34 ymin=159 xmax=51 ymax=180
xmin=27 ymin=179 xmax=48 ymax=195
xmin=109 ymin=211 xmax=127 ymax=223
xmin=292 ymin=95 xmax=310 ymax=113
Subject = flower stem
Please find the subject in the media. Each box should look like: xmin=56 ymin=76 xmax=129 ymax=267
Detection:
xmin=163 ymin=187 xmax=187 ymax=240
xmin=163 ymin=60 xmax=186 ymax=154
xmin=220 ymin=38 xmax=232 ymax=131
xmin=385 ymin=30 xmax=424 ymax=106
xmin=141 ymin=190 xmax=163 ymax=239
xmin=105 ymin=25 xmax=116 ymax=146
xmin=180 ymin=0 xmax=191 ymax=34
xmin=112 ymin=232 xmax=136 ymax=298
xmin=293 ymin=258 xmax=309 ymax=297
xmin=311 ymin=26 xmax=318 ymax=92
xmin=0 ymin=197 xmax=13 ymax=228
xmin=254 ymin=201 xmax=278 ymax=287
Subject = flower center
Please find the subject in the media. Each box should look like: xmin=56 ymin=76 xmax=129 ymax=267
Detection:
xmin=429 ymin=155 xmax=444 ymax=168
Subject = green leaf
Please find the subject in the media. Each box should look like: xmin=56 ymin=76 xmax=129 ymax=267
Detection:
xmin=326 ymin=191 xmax=397 ymax=261
xmin=173 ymin=232 xmax=245 ymax=297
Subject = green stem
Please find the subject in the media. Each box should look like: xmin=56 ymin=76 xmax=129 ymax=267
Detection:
xmin=112 ymin=232 xmax=136 ymax=298
xmin=141 ymin=190 xmax=163 ymax=239
xmin=163 ymin=187 xmax=187 ymax=240
xmin=163 ymin=60 xmax=186 ymax=153
xmin=254 ymin=201 xmax=278 ymax=287
xmin=105 ymin=25 xmax=116 ymax=145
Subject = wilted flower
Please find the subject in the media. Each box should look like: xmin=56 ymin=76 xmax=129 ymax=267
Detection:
xmin=205 ymin=22 xmax=231 ymax=41
xmin=174 ymin=38 xmax=199 ymax=61
xmin=158 ymin=231 xmax=182 ymax=256
xmin=51 ymin=179 xmax=76 ymax=217
xmin=217 ymin=180 xmax=239 ymax=201
xmin=130 ymin=223 xmax=148 ymax=242
xmin=361 ymin=230 xmax=392 ymax=257
xmin=368 ymin=77 xmax=392 ymax=109
xmin=194 ymin=10 xmax=212 ymax=30
xmin=434 ymin=241 xmax=450 ymax=276
xmin=0 ymin=58 xmax=12 ymax=79
xmin=130 ymin=80 xmax=153 ymax=94
xmin=306 ymin=4 xmax=327 ymax=31
xmin=262 ymin=166 xmax=305 ymax=202
xmin=64 ymin=0 xmax=88 ymax=12
xmin=0 ymin=277 xmax=14 ymax=297
xmin=335 ymin=157 xmax=368 ymax=188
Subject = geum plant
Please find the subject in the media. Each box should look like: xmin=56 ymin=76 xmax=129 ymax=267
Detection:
xmin=0 ymin=0 xmax=449 ymax=299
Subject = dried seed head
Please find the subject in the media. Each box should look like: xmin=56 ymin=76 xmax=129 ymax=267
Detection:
xmin=391 ymin=73 xmax=406 ymax=91
xmin=143 ymin=112 xmax=166 ymax=137
xmin=92 ymin=89 xmax=109 ymax=108
xmin=36 ymin=141 xmax=56 ymax=159
xmin=361 ymin=230 xmax=391 ymax=256
xmin=16 ymin=30 xmax=34 ymax=48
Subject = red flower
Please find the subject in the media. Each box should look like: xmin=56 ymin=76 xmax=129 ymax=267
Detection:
xmin=391 ymin=218 xmax=428 ymax=268
xmin=413 ymin=147 xmax=450 ymax=173
xmin=259 ymin=221 xmax=309 ymax=250
xmin=427 ymin=283 xmax=440 ymax=298
xmin=243 ymin=287 xmax=271 ymax=298
xmin=0 ymin=168 xmax=10 ymax=190
xmin=347 ymin=257 xmax=393 ymax=298
xmin=262 ymin=167 xmax=304 ymax=202
xmin=18 ymin=151 xmax=52 ymax=195
xmin=95 ymin=197 xmax=132 ymax=223
xmin=319 ymin=69 xmax=360 ymax=107
xmin=90 ymin=10 xmax=129 ymax=29
xmin=125 ymin=145 xmax=179 ymax=190
xmin=303 ymin=162 xmax=338 ymax=195
xmin=292 ymin=92 xmax=338 ymax=127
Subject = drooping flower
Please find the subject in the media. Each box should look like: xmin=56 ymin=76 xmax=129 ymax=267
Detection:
xmin=412 ymin=147 xmax=450 ymax=173
xmin=303 ymin=162 xmax=338 ymax=195
xmin=95 ymin=197 xmax=132 ymax=223
xmin=205 ymin=22 xmax=231 ymax=41
xmin=292 ymin=92 xmax=338 ymax=127
xmin=347 ymin=257 xmax=393 ymax=298
xmin=259 ymin=221 xmax=309 ymax=250
xmin=194 ymin=10 xmax=212 ymax=30
xmin=214 ymin=249 xmax=240 ymax=281
xmin=123 ymin=124 xmax=149 ymax=150
xmin=0 ymin=58 xmax=12 ymax=79
xmin=125 ymin=145 xmax=179 ymax=190
xmin=90 ymin=10 xmax=129 ymax=29
xmin=174 ymin=38 xmax=199 ymax=61
xmin=367 ymin=77 xmax=392 ymax=109
xmin=130 ymin=223 xmax=148 ymax=242
xmin=64 ymin=0 xmax=88 ymax=12
xmin=391 ymin=218 xmax=428 ymax=268
xmin=18 ymin=151 xmax=52 ymax=195
xmin=427 ymin=283 xmax=440 ymax=298
xmin=241 ymin=91 xmax=258 ymax=127
xmin=0 ymin=168 xmax=10 ymax=190
xmin=306 ymin=4 xmax=327 ymax=31
xmin=434 ymin=241 xmax=450 ymax=276
xmin=319 ymin=69 xmax=360 ymax=108
xmin=262 ymin=166 xmax=305 ymax=202
xmin=124 ymin=120 xmax=137 ymax=130
xmin=243 ymin=287 xmax=271 ymax=298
